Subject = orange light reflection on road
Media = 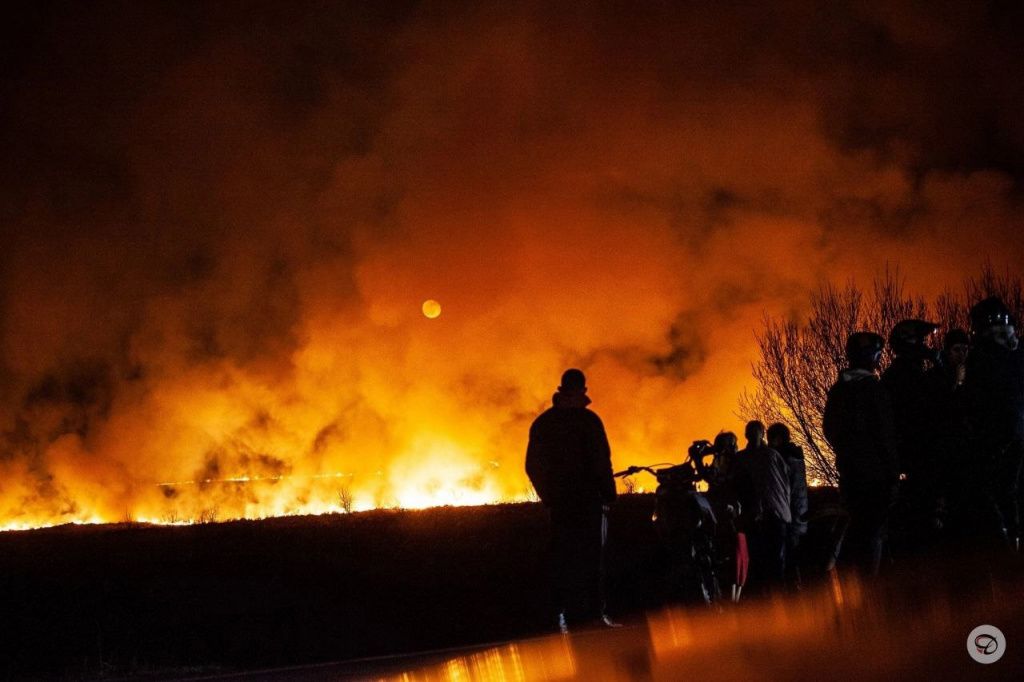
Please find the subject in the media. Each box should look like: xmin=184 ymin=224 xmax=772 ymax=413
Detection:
xmin=382 ymin=568 xmax=1024 ymax=681
xmin=388 ymin=639 xmax=574 ymax=682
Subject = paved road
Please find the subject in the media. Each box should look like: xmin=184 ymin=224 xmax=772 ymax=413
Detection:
xmin=183 ymin=566 xmax=1024 ymax=681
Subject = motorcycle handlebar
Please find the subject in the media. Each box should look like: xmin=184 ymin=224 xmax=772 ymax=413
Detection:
xmin=613 ymin=465 xmax=656 ymax=478
xmin=614 ymin=461 xmax=708 ymax=485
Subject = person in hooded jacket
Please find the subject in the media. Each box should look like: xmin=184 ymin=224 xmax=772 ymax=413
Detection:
xmin=961 ymin=297 xmax=1024 ymax=550
xmin=881 ymin=319 xmax=940 ymax=550
xmin=767 ymin=423 xmax=809 ymax=588
xmin=526 ymin=368 xmax=617 ymax=631
xmin=823 ymin=332 xmax=900 ymax=577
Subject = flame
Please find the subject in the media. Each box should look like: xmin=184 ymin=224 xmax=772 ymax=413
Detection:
xmin=0 ymin=308 xmax=746 ymax=531
xmin=387 ymin=438 xmax=515 ymax=509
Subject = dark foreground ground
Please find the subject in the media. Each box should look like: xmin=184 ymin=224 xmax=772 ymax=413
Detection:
xmin=190 ymin=566 xmax=1024 ymax=681
xmin=0 ymin=492 xmax=1021 ymax=680
xmin=0 ymin=495 xmax=654 ymax=680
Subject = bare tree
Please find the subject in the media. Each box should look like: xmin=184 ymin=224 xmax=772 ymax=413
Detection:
xmin=739 ymin=267 xmax=926 ymax=486
xmin=933 ymin=289 xmax=969 ymax=337
xmin=936 ymin=262 xmax=1024 ymax=338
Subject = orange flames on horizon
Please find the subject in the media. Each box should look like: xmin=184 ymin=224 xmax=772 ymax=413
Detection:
xmin=0 ymin=323 xmax=753 ymax=532
xmin=0 ymin=277 xmax=762 ymax=532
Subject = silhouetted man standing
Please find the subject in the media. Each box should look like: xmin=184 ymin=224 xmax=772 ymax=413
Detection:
xmin=962 ymin=297 xmax=1024 ymax=550
xmin=924 ymin=329 xmax=970 ymax=538
xmin=526 ymin=369 xmax=616 ymax=632
xmin=767 ymin=422 xmax=808 ymax=589
xmin=881 ymin=319 xmax=939 ymax=548
xmin=823 ymin=332 xmax=899 ymax=577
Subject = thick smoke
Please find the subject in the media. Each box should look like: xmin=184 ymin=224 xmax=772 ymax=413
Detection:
xmin=1 ymin=1 xmax=1023 ymax=525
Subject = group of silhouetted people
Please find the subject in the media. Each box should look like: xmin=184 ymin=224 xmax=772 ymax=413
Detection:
xmin=734 ymin=421 xmax=809 ymax=591
xmin=524 ymin=369 xmax=810 ymax=629
xmin=525 ymin=296 xmax=1024 ymax=631
xmin=825 ymin=296 xmax=1024 ymax=577
xmin=691 ymin=421 xmax=809 ymax=595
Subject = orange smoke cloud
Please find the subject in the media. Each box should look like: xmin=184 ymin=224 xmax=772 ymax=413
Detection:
xmin=1 ymin=2 xmax=1022 ymax=528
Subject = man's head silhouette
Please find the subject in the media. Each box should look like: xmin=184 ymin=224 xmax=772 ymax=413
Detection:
xmin=559 ymin=369 xmax=587 ymax=393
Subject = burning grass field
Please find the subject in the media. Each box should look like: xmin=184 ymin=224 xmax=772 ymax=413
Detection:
xmin=0 ymin=495 xmax=669 ymax=680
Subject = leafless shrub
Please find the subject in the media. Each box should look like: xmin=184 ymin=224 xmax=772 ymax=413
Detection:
xmin=740 ymin=266 xmax=926 ymax=486
xmin=338 ymin=485 xmax=354 ymax=514
xmin=936 ymin=261 xmax=1024 ymax=337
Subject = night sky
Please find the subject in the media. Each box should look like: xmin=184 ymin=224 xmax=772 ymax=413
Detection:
xmin=2 ymin=1 xmax=1024 ymax=526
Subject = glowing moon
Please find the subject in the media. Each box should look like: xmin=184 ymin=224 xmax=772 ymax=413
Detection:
xmin=422 ymin=299 xmax=442 ymax=319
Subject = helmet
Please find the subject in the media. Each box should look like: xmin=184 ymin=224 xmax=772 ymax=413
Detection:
xmin=845 ymin=331 xmax=885 ymax=367
xmin=970 ymin=296 xmax=1014 ymax=332
xmin=888 ymin=319 xmax=939 ymax=360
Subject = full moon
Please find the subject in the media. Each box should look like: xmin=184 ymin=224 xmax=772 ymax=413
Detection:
xmin=422 ymin=299 xmax=442 ymax=319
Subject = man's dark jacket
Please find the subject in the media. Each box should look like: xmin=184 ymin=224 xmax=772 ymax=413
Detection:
xmin=733 ymin=445 xmax=791 ymax=526
xmin=923 ymin=360 xmax=966 ymax=441
xmin=823 ymin=368 xmax=900 ymax=487
xmin=525 ymin=391 xmax=616 ymax=509
xmin=881 ymin=356 xmax=931 ymax=473
xmin=962 ymin=340 xmax=1024 ymax=448
xmin=777 ymin=442 xmax=809 ymax=535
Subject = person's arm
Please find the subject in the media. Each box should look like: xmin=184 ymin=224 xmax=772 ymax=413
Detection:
xmin=791 ymin=452 xmax=809 ymax=522
xmin=822 ymin=386 xmax=843 ymax=454
xmin=525 ymin=423 xmax=552 ymax=505
xmin=588 ymin=414 xmax=617 ymax=505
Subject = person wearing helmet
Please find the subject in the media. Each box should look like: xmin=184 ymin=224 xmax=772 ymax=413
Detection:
xmin=525 ymin=368 xmax=617 ymax=632
xmin=881 ymin=319 xmax=940 ymax=550
xmin=962 ymin=297 xmax=1024 ymax=550
xmin=823 ymin=331 xmax=900 ymax=576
